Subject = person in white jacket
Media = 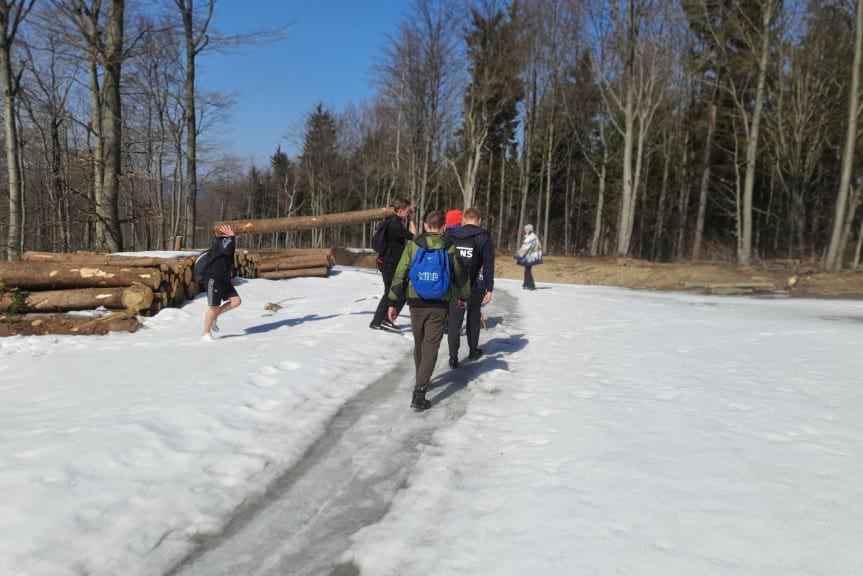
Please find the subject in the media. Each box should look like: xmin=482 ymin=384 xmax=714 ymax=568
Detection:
xmin=515 ymin=224 xmax=542 ymax=290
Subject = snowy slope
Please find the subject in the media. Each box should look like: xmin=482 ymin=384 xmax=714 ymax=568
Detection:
xmin=344 ymin=286 xmax=863 ymax=576
xmin=2 ymin=269 xmax=863 ymax=575
xmin=0 ymin=268 xmax=412 ymax=576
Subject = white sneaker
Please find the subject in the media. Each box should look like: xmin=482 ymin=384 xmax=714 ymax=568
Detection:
xmin=211 ymin=318 xmax=220 ymax=333
xmin=201 ymin=332 xmax=215 ymax=342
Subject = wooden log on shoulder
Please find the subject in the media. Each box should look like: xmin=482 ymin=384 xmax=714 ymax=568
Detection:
xmin=257 ymin=254 xmax=334 ymax=273
xmin=215 ymin=207 xmax=393 ymax=235
xmin=0 ymin=285 xmax=153 ymax=313
xmin=0 ymin=312 xmax=139 ymax=336
xmin=0 ymin=262 xmax=162 ymax=290
xmin=258 ymin=267 xmax=330 ymax=280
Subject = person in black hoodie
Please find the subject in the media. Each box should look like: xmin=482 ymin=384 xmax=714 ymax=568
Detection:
xmin=370 ymin=197 xmax=417 ymax=330
xmin=202 ymin=224 xmax=242 ymax=341
xmin=445 ymin=207 xmax=495 ymax=367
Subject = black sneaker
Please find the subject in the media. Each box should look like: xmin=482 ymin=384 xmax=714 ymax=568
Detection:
xmin=411 ymin=391 xmax=431 ymax=411
xmin=468 ymin=348 xmax=483 ymax=360
xmin=448 ymin=355 xmax=459 ymax=369
xmin=381 ymin=320 xmax=401 ymax=332
xmin=369 ymin=321 xmax=383 ymax=330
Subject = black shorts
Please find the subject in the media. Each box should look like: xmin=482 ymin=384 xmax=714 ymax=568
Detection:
xmin=205 ymin=277 xmax=238 ymax=307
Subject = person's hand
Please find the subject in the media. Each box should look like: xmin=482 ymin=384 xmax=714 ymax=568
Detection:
xmin=218 ymin=224 xmax=235 ymax=237
xmin=408 ymin=219 xmax=417 ymax=235
xmin=482 ymin=292 xmax=492 ymax=305
xmin=387 ymin=306 xmax=397 ymax=323
xmin=457 ymin=299 xmax=467 ymax=310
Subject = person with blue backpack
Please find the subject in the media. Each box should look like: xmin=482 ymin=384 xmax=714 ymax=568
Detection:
xmin=388 ymin=210 xmax=470 ymax=411
xmin=200 ymin=224 xmax=242 ymax=341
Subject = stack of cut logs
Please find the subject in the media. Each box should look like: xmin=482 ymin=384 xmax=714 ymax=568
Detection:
xmin=0 ymin=250 xmax=259 ymax=336
xmin=249 ymin=248 xmax=334 ymax=280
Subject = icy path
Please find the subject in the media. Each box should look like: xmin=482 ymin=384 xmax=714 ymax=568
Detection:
xmin=166 ymin=290 xmax=522 ymax=576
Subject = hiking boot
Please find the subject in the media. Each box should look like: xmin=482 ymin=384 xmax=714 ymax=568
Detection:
xmin=468 ymin=348 xmax=483 ymax=360
xmin=448 ymin=355 xmax=459 ymax=369
xmin=410 ymin=391 xmax=431 ymax=411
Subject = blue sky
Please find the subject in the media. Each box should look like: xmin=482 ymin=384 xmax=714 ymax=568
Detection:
xmin=197 ymin=0 xmax=409 ymax=165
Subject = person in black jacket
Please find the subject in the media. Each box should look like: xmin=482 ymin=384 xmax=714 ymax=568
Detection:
xmin=202 ymin=224 xmax=242 ymax=341
xmin=445 ymin=207 xmax=495 ymax=367
xmin=370 ymin=197 xmax=416 ymax=330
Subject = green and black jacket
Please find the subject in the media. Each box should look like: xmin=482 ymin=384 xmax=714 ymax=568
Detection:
xmin=388 ymin=233 xmax=470 ymax=309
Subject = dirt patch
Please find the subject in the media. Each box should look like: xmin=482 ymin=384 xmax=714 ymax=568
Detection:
xmin=332 ymin=248 xmax=863 ymax=298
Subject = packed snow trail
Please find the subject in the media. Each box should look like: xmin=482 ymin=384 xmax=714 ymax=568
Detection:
xmin=166 ymin=289 xmax=523 ymax=576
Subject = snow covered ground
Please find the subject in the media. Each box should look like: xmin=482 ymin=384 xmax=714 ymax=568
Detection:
xmin=2 ymin=267 xmax=862 ymax=575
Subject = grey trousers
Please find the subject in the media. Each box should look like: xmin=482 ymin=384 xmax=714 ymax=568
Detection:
xmin=409 ymin=306 xmax=448 ymax=392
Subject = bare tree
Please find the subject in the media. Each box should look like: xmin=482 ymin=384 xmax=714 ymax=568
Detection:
xmin=0 ymin=0 xmax=36 ymax=259
xmin=590 ymin=0 xmax=670 ymax=256
xmin=174 ymin=0 xmax=213 ymax=249
xmin=825 ymin=0 xmax=863 ymax=270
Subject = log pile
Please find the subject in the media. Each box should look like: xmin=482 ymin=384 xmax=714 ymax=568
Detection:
xmin=0 ymin=247 xmax=319 ymax=337
xmin=249 ymin=248 xmax=334 ymax=280
xmin=0 ymin=250 xmax=259 ymax=336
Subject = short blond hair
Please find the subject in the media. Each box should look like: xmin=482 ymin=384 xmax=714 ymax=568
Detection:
xmin=464 ymin=207 xmax=482 ymax=222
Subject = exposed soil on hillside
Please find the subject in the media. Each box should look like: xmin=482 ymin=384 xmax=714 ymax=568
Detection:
xmin=332 ymin=248 xmax=863 ymax=298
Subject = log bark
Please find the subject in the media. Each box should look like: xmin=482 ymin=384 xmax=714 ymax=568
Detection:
xmin=257 ymin=255 xmax=333 ymax=272
xmin=0 ymin=262 xmax=161 ymax=289
xmin=215 ymin=208 xmax=393 ymax=235
xmin=0 ymin=285 xmax=153 ymax=313
xmin=254 ymin=248 xmax=334 ymax=259
xmin=0 ymin=312 xmax=139 ymax=336
xmin=258 ymin=267 xmax=330 ymax=280
xmin=23 ymin=251 xmax=186 ymax=274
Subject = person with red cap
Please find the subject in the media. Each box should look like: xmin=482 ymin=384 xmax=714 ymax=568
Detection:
xmin=445 ymin=209 xmax=463 ymax=229
xmin=445 ymin=207 xmax=495 ymax=367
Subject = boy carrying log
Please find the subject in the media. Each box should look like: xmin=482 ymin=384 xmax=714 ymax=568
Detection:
xmin=202 ymin=224 xmax=242 ymax=341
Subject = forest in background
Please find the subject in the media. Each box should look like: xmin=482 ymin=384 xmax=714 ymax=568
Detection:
xmin=2 ymin=0 xmax=863 ymax=271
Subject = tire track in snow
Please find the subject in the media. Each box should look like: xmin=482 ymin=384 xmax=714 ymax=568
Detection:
xmin=164 ymin=289 xmax=523 ymax=576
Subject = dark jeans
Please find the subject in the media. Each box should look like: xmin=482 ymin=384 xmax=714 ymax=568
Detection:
xmin=410 ymin=306 xmax=447 ymax=392
xmin=372 ymin=263 xmax=407 ymax=324
xmin=448 ymin=289 xmax=484 ymax=357
xmin=523 ymin=265 xmax=536 ymax=290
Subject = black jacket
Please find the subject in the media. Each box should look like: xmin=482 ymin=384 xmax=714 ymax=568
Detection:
xmin=379 ymin=215 xmax=414 ymax=266
xmin=445 ymin=224 xmax=495 ymax=292
xmin=204 ymin=235 xmax=236 ymax=281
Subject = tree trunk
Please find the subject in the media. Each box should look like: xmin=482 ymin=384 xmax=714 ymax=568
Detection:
xmin=1 ymin=44 xmax=22 ymax=260
xmin=97 ymin=0 xmax=124 ymax=252
xmin=590 ymin=120 xmax=609 ymax=257
xmin=692 ymin=102 xmax=717 ymax=260
xmin=258 ymin=267 xmax=329 ymax=280
xmin=738 ymin=0 xmax=773 ymax=266
xmin=825 ymin=0 xmax=863 ymax=269
xmin=0 ymin=262 xmax=162 ymax=289
xmin=216 ymin=207 xmax=394 ymax=235
xmin=180 ymin=0 xmax=201 ymax=249
xmin=256 ymin=254 xmax=333 ymax=272
xmin=0 ymin=285 xmax=153 ymax=313
xmin=653 ymin=132 xmax=672 ymax=261
xmin=543 ymin=111 xmax=555 ymax=251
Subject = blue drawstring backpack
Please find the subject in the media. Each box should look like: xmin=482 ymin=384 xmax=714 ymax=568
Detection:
xmin=409 ymin=241 xmax=451 ymax=300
